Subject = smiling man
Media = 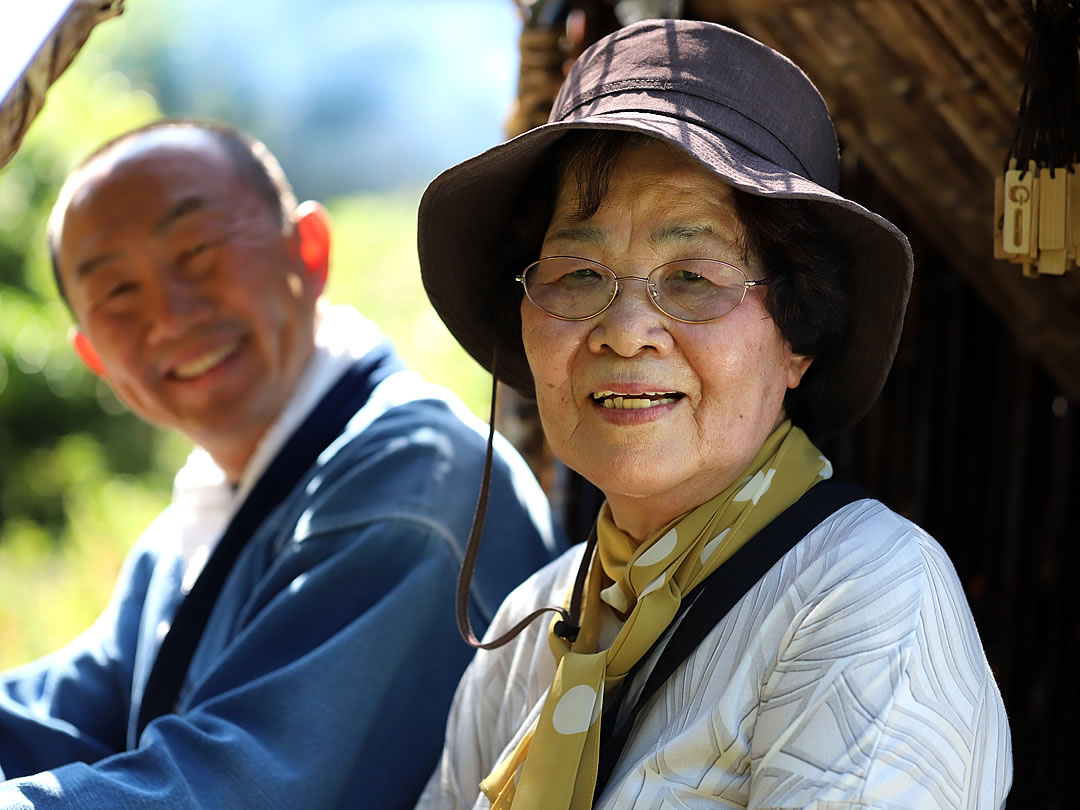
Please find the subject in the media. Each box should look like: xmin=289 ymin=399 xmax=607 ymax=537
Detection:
xmin=0 ymin=119 xmax=563 ymax=809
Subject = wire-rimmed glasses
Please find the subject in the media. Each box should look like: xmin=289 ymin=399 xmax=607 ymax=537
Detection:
xmin=515 ymin=256 xmax=770 ymax=323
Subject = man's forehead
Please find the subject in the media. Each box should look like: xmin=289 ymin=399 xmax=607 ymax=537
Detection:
xmin=81 ymin=127 xmax=226 ymax=186
xmin=57 ymin=129 xmax=239 ymax=230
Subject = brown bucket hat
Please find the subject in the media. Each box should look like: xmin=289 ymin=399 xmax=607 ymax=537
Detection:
xmin=418 ymin=18 xmax=913 ymax=439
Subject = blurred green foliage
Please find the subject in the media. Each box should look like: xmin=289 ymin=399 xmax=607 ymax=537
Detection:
xmin=0 ymin=15 xmax=491 ymax=669
xmin=0 ymin=42 xmax=182 ymax=667
xmin=324 ymin=194 xmax=491 ymax=409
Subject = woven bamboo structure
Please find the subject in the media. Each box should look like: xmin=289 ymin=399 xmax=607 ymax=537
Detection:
xmin=0 ymin=0 xmax=124 ymax=171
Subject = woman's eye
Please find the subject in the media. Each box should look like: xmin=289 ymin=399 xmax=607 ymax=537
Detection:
xmin=564 ymin=267 xmax=601 ymax=281
xmin=675 ymin=270 xmax=706 ymax=282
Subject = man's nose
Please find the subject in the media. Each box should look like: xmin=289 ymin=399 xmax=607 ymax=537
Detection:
xmin=145 ymin=272 xmax=212 ymax=345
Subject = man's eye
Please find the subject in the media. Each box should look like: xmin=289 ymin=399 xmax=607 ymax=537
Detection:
xmin=178 ymin=242 xmax=211 ymax=264
xmin=106 ymin=281 xmax=138 ymax=299
xmin=178 ymin=232 xmax=234 ymax=264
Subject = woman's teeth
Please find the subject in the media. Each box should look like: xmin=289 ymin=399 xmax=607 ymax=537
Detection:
xmin=592 ymin=391 xmax=678 ymax=410
xmin=172 ymin=341 xmax=240 ymax=379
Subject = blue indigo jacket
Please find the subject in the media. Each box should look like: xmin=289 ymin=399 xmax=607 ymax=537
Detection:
xmin=0 ymin=345 xmax=565 ymax=809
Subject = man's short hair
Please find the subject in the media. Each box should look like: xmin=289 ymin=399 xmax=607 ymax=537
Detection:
xmin=47 ymin=119 xmax=298 ymax=305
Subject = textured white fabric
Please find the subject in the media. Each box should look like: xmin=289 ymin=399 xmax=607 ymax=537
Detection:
xmin=420 ymin=499 xmax=1013 ymax=810
xmin=168 ymin=304 xmax=387 ymax=585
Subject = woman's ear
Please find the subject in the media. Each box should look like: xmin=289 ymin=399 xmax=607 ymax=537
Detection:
xmin=68 ymin=327 xmax=106 ymax=377
xmin=294 ymin=201 xmax=331 ymax=295
xmin=787 ymin=353 xmax=814 ymax=389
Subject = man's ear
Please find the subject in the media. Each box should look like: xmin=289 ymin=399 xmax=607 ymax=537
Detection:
xmin=68 ymin=327 xmax=106 ymax=377
xmin=294 ymin=201 xmax=330 ymax=295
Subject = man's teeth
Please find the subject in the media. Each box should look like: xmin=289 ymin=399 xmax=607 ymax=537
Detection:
xmin=592 ymin=390 xmax=678 ymax=410
xmin=173 ymin=342 xmax=239 ymax=379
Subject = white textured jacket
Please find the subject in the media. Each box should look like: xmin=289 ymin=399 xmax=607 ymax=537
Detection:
xmin=421 ymin=498 xmax=1012 ymax=810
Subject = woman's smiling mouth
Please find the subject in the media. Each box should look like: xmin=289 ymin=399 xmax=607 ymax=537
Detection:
xmin=591 ymin=390 xmax=682 ymax=410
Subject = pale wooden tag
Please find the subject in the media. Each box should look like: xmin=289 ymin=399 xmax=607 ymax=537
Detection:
xmin=1070 ymin=164 xmax=1080 ymax=262
xmin=1003 ymin=162 xmax=1036 ymax=255
xmin=1040 ymin=250 xmax=1068 ymax=274
xmin=1029 ymin=167 xmax=1041 ymax=261
xmin=1038 ymin=167 xmax=1067 ymax=250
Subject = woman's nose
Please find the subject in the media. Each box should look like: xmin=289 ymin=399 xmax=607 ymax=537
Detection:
xmin=587 ymin=276 xmax=674 ymax=357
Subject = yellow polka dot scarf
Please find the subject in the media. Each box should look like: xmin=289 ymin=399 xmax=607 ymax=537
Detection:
xmin=480 ymin=421 xmax=831 ymax=809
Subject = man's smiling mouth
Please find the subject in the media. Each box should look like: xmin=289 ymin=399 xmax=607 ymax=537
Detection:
xmin=591 ymin=390 xmax=683 ymax=410
xmin=170 ymin=339 xmax=242 ymax=380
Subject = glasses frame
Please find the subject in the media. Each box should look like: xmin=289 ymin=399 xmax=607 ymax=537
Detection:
xmin=515 ymin=256 xmax=771 ymax=324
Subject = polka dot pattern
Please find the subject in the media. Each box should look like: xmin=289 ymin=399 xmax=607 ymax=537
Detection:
xmin=552 ymin=685 xmax=600 ymax=735
xmin=734 ymin=468 xmax=776 ymax=505
xmin=634 ymin=528 xmax=678 ymax=568
xmin=639 ymin=574 xmax=667 ymax=598
xmin=699 ymin=528 xmax=731 ymax=566
xmin=600 ymin=581 xmax=632 ymax=613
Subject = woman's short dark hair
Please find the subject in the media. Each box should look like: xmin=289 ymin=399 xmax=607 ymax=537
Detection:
xmin=506 ymin=130 xmax=853 ymax=432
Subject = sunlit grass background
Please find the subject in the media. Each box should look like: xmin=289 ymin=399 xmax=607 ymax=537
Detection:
xmin=0 ymin=48 xmax=492 ymax=670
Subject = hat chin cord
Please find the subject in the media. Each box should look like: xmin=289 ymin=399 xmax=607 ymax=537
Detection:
xmin=455 ymin=345 xmax=597 ymax=649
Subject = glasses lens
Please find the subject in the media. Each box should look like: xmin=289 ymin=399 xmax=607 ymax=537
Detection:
xmin=523 ymin=257 xmax=616 ymax=319
xmin=650 ymin=260 xmax=747 ymax=321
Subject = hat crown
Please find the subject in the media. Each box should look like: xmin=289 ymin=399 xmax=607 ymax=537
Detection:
xmin=418 ymin=18 xmax=911 ymax=439
xmin=551 ymin=19 xmax=841 ymax=191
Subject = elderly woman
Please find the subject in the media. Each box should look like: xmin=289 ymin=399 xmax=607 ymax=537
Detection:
xmin=416 ymin=19 xmax=1011 ymax=810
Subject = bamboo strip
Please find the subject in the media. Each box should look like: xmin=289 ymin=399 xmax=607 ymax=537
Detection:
xmin=746 ymin=11 xmax=1028 ymax=301
xmin=913 ymin=0 xmax=1024 ymax=109
xmin=791 ymin=5 xmax=986 ymax=209
xmin=854 ymin=1 xmax=969 ymax=85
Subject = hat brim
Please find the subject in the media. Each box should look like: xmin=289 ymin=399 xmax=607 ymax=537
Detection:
xmin=419 ymin=113 xmax=912 ymax=439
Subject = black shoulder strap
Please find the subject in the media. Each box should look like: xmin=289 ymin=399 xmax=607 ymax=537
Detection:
xmin=594 ymin=479 xmax=869 ymax=797
xmin=136 ymin=345 xmax=403 ymax=738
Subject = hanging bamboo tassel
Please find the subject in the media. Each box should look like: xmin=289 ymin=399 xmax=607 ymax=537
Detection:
xmin=995 ymin=0 xmax=1080 ymax=276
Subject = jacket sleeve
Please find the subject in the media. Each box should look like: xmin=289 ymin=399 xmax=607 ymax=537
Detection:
xmin=0 ymin=518 xmax=474 ymax=809
xmin=0 ymin=536 xmax=161 ymax=779
xmin=747 ymin=526 xmax=1013 ymax=810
